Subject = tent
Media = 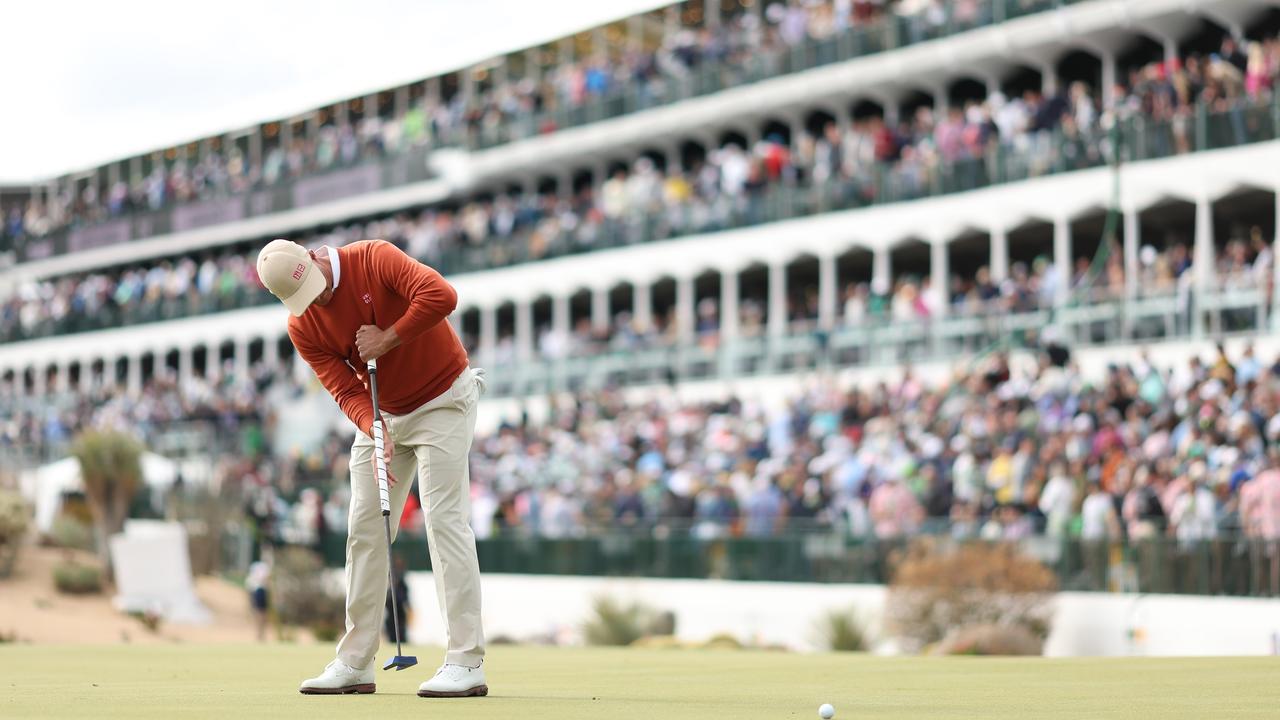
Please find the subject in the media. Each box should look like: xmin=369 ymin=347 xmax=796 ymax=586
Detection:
xmin=20 ymin=452 xmax=180 ymax=534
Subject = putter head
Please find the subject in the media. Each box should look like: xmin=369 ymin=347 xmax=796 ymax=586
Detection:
xmin=383 ymin=655 xmax=418 ymax=671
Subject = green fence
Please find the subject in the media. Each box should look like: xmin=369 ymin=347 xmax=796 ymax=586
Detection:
xmin=320 ymin=529 xmax=1280 ymax=598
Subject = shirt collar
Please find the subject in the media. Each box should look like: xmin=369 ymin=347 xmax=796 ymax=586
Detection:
xmin=326 ymin=245 xmax=341 ymax=290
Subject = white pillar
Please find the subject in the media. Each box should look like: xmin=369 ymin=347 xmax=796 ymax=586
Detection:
xmin=990 ymin=225 xmax=1009 ymax=282
xmin=932 ymin=87 xmax=948 ymax=116
xmin=1124 ymin=206 xmax=1140 ymax=301
xmin=33 ymin=364 xmax=47 ymax=398
xmin=552 ymin=295 xmax=571 ymax=342
xmin=127 ymin=353 xmax=142 ymax=395
xmin=1194 ymin=193 xmax=1214 ymax=295
xmin=1041 ymin=63 xmax=1059 ymax=96
xmin=721 ymin=269 xmax=740 ymax=341
xmin=79 ymin=353 xmax=95 ymax=389
xmin=818 ymin=253 xmax=838 ymax=330
xmin=676 ymin=275 xmax=695 ymax=344
xmin=873 ymin=247 xmax=891 ymax=290
xmin=235 ymin=336 xmax=250 ymax=379
xmin=591 ymin=287 xmax=610 ymax=333
xmin=515 ymin=300 xmax=534 ymax=361
xmin=479 ymin=306 xmax=497 ymax=366
xmin=1193 ymin=193 xmax=1214 ymax=338
xmin=1101 ymin=52 xmax=1117 ymax=109
xmin=1163 ymin=38 xmax=1178 ymax=65
xmin=183 ymin=346 xmax=199 ymax=383
xmin=884 ymin=103 xmax=900 ymax=127
xmin=634 ymin=282 xmax=653 ymax=334
xmin=931 ymin=238 xmax=949 ymax=318
xmin=1053 ymin=215 xmax=1071 ymax=306
xmin=54 ymin=361 xmax=69 ymax=394
xmin=768 ymin=262 xmax=787 ymax=337
xmin=790 ymin=115 xmax=808 ymax=156
xmin=1273 ymin=191 xmax=1280 ymax=327
xmin=259 ymin=338 xmax=276 ymax=374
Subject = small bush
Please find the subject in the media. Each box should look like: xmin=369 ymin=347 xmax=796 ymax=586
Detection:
xmin=0 ymin=491 xmax=30 ymax=578
xmin=127 ymin=609 xmax=163 ymax=634
xmin=700 ymin=633 xmax=744 ymax=650
xmin=583 ymin=596 xmax=666 ymax=646
xmin=886 ymin=539 xmax=1056 ymax=654
xmin=53 ymin=561 xmax=104 ymax=595
xmin=816 ymin=608 xmax=869 ymax=652
xmin=930 ymin=623 xmax=1044 ymax=656
xmin=310 ymin=621 xmax=342 ymax=643
xmin=271 ymin=547 xmax=344 ymax=634
xmin=47 ymin=515 xmax=95 ymax=552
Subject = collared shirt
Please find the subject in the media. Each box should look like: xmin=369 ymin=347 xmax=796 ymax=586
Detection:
xmin=327 ymin=245 xmax=341 ymax=289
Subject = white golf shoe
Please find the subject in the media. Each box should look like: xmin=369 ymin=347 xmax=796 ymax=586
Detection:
xmin=417 ymin=663 xmax=488 ymax=698
xmin=299 ymin=658 xmax=376 ymax=695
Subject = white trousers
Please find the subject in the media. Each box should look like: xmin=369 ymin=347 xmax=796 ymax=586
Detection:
xmin=336 ymin=366 xmax=485 ymax=669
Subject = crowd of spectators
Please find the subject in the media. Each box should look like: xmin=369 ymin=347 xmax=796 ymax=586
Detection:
xmin=5 ymin=219 xmax=1273 ymax=351
xmin=9 ymin=25 xmax=1278 ymax=325
xmin=466 ymin=344 xmax=1280 ymax=547
xmin=0 ymin=0 xmax=981 ymax=247
xmin=17 ymin=3 xmax=1274 ymax=253
xmin=7 ymin=340 xmax=1280 ymax=553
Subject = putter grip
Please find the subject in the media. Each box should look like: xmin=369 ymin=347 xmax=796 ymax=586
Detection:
xmin=367 ymin=360 xmax=390 ymax=516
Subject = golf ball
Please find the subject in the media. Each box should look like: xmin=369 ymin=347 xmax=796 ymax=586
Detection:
xmin=819 ymin=703 xmax=835 ymax=719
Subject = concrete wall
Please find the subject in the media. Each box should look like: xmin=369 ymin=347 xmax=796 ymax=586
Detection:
xmin=404 ymin=572 xmax=1280 ymax=657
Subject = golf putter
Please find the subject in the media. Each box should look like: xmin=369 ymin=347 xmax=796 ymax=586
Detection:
xmin=367 ymin=359 xmax=418 ymax=672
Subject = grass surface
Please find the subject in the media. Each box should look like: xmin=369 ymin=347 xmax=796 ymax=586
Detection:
xmin=2 ymin=644 xmax=1277 ymax=719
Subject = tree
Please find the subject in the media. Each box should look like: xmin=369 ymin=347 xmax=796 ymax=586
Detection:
xmin=71 ymin=430 xmax=143 ymax=577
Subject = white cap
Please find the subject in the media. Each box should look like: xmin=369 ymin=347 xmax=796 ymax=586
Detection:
xmin=256 ymin=239 xmax=327 ymax=316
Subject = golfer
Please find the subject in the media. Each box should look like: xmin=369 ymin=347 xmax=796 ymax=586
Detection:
xmin=256 ymin=238 xmax=487 ymax=698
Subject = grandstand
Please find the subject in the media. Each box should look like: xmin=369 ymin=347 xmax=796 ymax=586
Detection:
xmin=3 ymin=0 xmax=1280 ymax=673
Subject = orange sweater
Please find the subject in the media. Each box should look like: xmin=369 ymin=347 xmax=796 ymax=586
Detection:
xmin=287 ymin=239 xmax=467 ymax=436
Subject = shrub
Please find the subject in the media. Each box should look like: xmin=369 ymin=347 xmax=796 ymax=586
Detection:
xmin=583 ymin=596 xmax=666 ymax=646
xmin=127 ymin=609 xmax=163 ymax=634
xmin=0 ymin=490 xmax=30 ymax=578
xmin=700 ymin=633 xmax=744 ymax=650
xmin=816 ymin=608 xmax=869 ymax=652
xmin=930 ymin=623 xmax=1044 ymax=656
xmin=53 ymin=560 xmax=104 ymax=595
xmin=47 ymin=515 xmax=95 ymax=552
xmin=885 ymin=539 xmax=1056 ymax=654
xmin=71 ymin=430 xmax=143 ymax=575
xmin=271 ymin=547 xmax=344 ymax=637
xmin=310 ymin=622 xmax=342 ymax=643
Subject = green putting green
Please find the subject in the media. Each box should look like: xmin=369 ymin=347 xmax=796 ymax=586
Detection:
xmin=2 ymin=644 xmax=1277 ymax=719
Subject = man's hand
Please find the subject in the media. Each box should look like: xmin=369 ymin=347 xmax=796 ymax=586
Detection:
xmin=356 ymin=324 xmax=400 ymax=363
xmin=371 ymin=432 xmax=398 ymax=489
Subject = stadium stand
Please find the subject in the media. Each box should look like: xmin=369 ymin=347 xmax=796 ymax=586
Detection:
xmin=4 ymin=0 xmax=1280 ymax=596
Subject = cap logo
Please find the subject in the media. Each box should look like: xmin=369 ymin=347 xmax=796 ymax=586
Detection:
xmin=291 ymin=263 xmax=306 ymax=281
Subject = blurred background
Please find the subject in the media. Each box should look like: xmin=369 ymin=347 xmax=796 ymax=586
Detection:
xmin=1 ymin=0 xmax=1279 ymax=657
